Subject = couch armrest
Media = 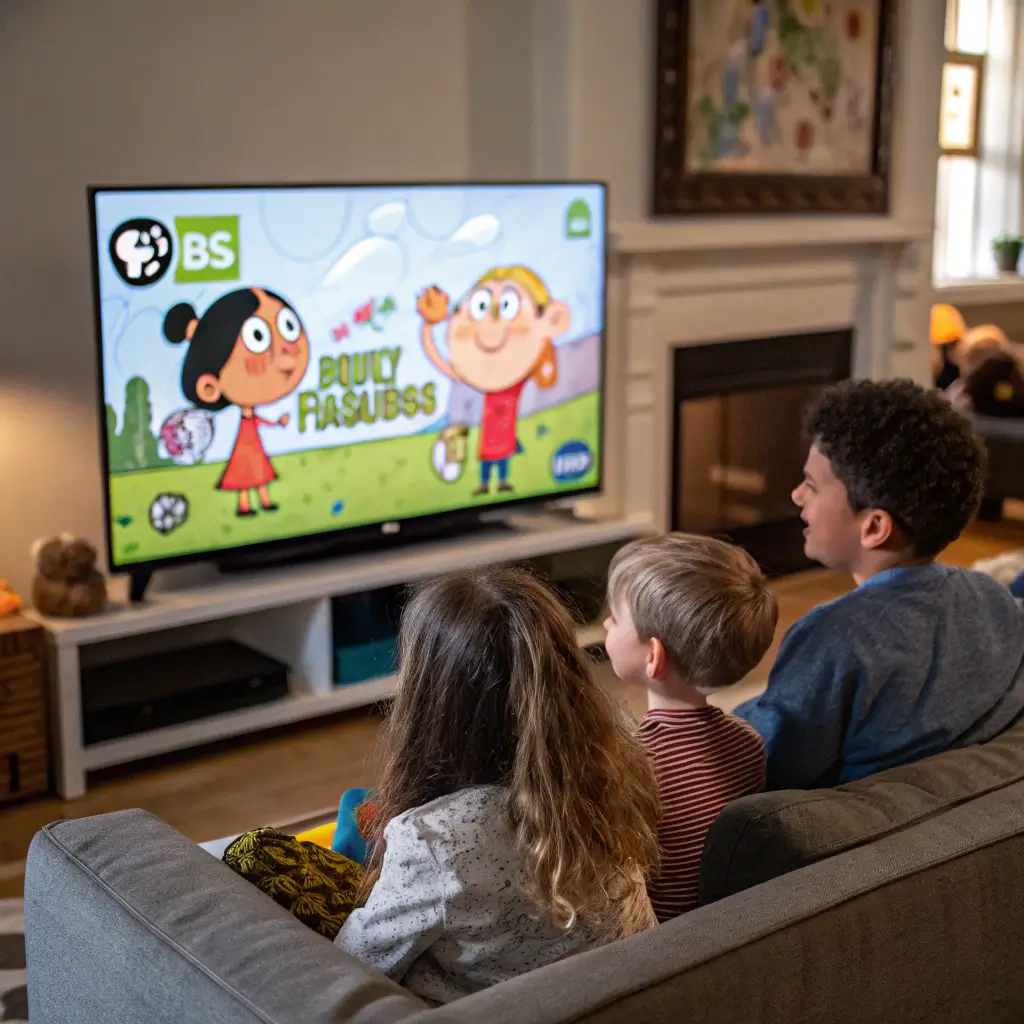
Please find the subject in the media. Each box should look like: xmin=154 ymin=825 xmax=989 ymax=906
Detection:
xmin=25 ymin=808 xmax=423 ymax=1024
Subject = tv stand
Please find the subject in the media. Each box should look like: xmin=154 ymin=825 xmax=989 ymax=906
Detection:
xmin=129 ymin=569 xmax=154 ymax=605
xmin=213 ymin=513 xmax=515 ymax=577
xmin=28 ymin=509 xmax=651 ymax=799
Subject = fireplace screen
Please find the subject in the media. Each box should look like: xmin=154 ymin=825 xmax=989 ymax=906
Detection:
xmin=671 ymin=331 xmax=852 ymax=576
xmin=676 ymin=383 xmax=822 ymax=534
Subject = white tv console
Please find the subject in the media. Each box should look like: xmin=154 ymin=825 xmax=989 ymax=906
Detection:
xmin=28 ymin=511 xmax=650 ymax=799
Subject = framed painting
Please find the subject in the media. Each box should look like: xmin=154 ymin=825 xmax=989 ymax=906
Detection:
xmin=653 ymin=0 xmax=897 ymax=215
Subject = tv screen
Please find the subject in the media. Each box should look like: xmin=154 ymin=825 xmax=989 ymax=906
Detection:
xmin=89 ymin=182 xmax=606 ymax=571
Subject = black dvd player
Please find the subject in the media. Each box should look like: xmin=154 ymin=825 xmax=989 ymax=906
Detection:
xmin=81 ymin=639 xmax=289 ymax=745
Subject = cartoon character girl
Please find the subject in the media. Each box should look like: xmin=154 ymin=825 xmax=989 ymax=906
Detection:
xmin=163 ymin=287 xmax=310 ymax=517
xmin=417 ymin=266 xmax=569 ymax=496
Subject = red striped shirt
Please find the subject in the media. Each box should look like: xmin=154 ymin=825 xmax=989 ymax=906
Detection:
xmin=640 ymin=706 xmax=766 ymax=922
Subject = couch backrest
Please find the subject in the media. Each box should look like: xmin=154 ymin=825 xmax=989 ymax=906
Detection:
xmin=25 ymin=809 xmax=424 ymax=1024
xmin=27 ymin=740 xmax=1024 ymax=1024
xmin=419 ymin=781 xmax=1024 ymax=1023
xmin=698 ymin=718 xmax=1024 ymax=905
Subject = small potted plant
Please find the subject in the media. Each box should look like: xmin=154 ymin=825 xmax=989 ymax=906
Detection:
xmin=993 ymin=234 xmax=1024 ymax=274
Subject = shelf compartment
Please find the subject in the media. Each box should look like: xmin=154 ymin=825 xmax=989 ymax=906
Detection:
xmin=80 ymin=621 xmax=606 ymax=771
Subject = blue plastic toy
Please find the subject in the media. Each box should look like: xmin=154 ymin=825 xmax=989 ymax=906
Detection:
xmin=332 ymin=786 xmax=373 ymax=864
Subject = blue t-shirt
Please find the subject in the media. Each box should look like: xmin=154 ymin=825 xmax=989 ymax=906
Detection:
xmin=735 ymin=563 xmax=1024 ymax=789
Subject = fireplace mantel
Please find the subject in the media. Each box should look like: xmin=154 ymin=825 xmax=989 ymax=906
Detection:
xmin=612 ymin=217 xmax=933 ymax=256
xmin=583 ymin=221 xmax=935 ymax=534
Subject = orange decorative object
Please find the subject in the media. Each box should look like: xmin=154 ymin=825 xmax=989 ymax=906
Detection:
xmin=0 ymin=580 xmax=23 ymax=617
xmin=931 ymin=303 xmax=966 ymax=345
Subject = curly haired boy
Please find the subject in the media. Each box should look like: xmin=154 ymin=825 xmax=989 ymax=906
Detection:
xmin=736 ymin=378 xmax=1024 ymax=789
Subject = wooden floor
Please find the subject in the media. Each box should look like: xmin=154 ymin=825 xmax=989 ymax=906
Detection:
xmin=4 ymin=515 xmax=1024 ymax=899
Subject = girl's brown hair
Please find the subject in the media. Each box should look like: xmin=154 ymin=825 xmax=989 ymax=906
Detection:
xmin=359 ymin=567 xmax=659 ymax=936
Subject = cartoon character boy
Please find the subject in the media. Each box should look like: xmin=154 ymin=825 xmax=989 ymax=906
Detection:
xmin=417 ymin=266 xmax=569 ymax=495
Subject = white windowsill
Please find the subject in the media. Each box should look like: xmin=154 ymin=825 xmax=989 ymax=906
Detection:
xmin=934 ymin=276 xmax=1024 ymax=306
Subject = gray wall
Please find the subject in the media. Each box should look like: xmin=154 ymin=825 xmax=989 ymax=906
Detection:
xmin=0 ymin=0 xmax=470 ymax=594
xmin=961 ymin=302 xmax=1024 ymax=345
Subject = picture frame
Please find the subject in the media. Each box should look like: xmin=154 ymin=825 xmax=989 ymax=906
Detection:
xmin=653 ymin=0 xmax=897 ymax=216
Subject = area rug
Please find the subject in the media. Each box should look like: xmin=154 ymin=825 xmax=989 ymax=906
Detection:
xmin=0 ymin=900 xmax=26 ymax=1023
xmin=972 ymin=549 xmax=1024 ymax=585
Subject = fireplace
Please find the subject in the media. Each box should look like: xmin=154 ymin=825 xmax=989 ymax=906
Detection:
xmin=671 ymin=330 xmax=853 ymax=577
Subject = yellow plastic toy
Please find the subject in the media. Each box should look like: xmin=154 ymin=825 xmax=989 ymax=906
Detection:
xmin=295 ymin=821 xmax=336 ymax=850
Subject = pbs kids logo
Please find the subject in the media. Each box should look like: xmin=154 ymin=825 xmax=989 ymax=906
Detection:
xmin=174 ymin=215 xmax=240 ymax=283
xmin=108 ymin=218 xmax=174 ymax=287
xmin=551 ymin=440 xmax=593 ymax=484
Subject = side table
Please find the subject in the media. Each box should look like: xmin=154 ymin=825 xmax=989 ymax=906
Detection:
xmin=0 ymin=614 xmax=50 ymax=802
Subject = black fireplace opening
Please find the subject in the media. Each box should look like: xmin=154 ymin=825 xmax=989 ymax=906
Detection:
xmin=671 ymin=329 xmax=853 ymax=577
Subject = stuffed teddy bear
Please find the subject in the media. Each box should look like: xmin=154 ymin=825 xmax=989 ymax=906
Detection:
xmin=31 ymin=534 xmax=107 ymax=618
xmin=946 ymin=325 xmax=1024 ymax=418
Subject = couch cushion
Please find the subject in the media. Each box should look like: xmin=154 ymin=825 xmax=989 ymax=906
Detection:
xmin=25 ymin=809 xmax=423 ymax=1024
xmin=698 ymin=717 xmax=1024 ymax=905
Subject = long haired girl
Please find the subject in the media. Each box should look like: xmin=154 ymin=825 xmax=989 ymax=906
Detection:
xmin=336 ymin=567 xmax=659 ymax=1004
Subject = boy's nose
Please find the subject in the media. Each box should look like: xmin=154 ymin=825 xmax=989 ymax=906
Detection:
xmin=791 ymin=483 xmax=804 ymax=507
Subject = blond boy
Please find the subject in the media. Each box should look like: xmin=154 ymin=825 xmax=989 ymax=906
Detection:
xmin=604 ymin=534 xmax=778 ymax=921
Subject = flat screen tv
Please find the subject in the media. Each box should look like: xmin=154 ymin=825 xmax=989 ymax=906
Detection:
xmin=89 ymin=182 xmax=607 ymax=583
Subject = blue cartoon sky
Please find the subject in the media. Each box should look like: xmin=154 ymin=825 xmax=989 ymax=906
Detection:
xmin=94 ymin=184 xmax=606 ymax=463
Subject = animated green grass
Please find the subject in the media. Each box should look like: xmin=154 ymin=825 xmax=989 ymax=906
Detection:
xmin=109 ymin=393 xmax=600 ymax=566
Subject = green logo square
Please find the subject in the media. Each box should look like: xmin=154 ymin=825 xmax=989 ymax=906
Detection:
xmin=174 ymin=215 xmax=240 ymax=283
xmin=565 ymin=199 xmax=592 ymax=239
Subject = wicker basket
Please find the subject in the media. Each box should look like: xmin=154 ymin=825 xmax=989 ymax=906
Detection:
xmin=0 ymin=615 xmax=50 ymax=802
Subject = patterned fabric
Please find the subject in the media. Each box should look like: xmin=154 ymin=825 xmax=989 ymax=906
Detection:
xmin=223 ymin=828 xmax=363 ymax=940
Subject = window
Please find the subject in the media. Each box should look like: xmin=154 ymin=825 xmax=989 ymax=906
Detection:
xmin=934 ymin=0 xmax=1024 ymax=282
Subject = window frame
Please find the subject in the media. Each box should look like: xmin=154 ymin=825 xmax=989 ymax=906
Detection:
xmin=940 ymin=50 xmax=986 ymax=158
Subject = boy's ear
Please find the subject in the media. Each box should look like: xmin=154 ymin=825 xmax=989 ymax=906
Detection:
xmin=645 ymin=637 xmax=671 ymax=682
xmin=860 ymin=508 xmax=895 ymax=550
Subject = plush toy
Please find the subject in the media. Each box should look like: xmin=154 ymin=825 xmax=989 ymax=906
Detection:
xmin=332 ymin=787 xmax=379 ymax=864
xmin=946 ymin=325 xmax=1024 ymax=418
xmin=292 ymin=787 xmax=380 ymax=862
xmin=30 ymin=535 xmax=108 ymax=618
xmin=0 ymin=580 xmax=22 ymax=617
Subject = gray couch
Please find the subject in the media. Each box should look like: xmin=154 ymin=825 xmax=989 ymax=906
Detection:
xmin=25 ymin=721 xmax=1024 ymax=1024
xmin=970 ymin=414 xmax=1024 ymax=519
